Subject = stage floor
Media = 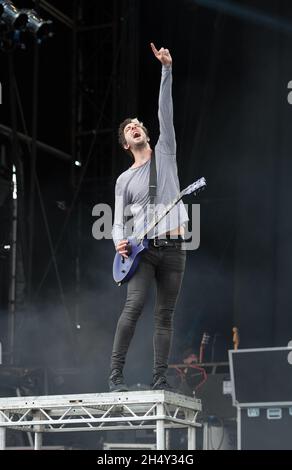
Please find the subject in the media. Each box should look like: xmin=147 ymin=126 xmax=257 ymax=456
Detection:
xmin=0 ymin=390 xmax=202 ymax=450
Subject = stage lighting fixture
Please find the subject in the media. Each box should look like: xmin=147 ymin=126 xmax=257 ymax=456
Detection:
xmin=22 ymin=9 xmax=53 ymax=40
xmin=0 ymin=1 xmax=28 ymax=30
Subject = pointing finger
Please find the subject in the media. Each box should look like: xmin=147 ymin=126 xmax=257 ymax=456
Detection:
xmin=150 ymin=42 xmax=159 ymax=55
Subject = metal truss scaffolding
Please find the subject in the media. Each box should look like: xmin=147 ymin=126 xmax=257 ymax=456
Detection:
xmin=0 ymin=390 xmax=201 ymax=450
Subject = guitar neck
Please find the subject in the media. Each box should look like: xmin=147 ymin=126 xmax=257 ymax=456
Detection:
xmin=137 ymin=192 xmax=183 ymax=241
xmin=199 ymin=344 xmax=204 ymax=363
xmin=233 ymin=327 xmax=239 ymax=351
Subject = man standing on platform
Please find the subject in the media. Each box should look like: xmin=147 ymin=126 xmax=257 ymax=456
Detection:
xmin=109 ymin=43 xmax=188 ymax=392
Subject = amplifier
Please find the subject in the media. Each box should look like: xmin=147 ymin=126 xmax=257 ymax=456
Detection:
xmin=239 ymin=406 xmax=292 ymax=450
xmin=229 ymin=347 xmax=292 ymax=449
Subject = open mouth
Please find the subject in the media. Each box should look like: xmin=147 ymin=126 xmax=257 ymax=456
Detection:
xmin=133 ymin=132 xmax=141 ymax=139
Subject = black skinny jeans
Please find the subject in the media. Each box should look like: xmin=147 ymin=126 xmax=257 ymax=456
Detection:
xmin=110 ymin=243 xmax=186 ymax=378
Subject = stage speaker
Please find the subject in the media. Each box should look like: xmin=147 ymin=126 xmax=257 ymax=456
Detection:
xmin=239 ymin=406 xmax=292 ymax=450
xmin=229 ymin=347 xmax=292 ymax=449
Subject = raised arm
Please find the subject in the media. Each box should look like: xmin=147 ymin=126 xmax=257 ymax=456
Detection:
xmin=150 ymin=43 xmax=176 ymax=155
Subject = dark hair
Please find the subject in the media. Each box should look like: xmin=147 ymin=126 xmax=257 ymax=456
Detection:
xmin=118 ymin=118 xmax=149 ymax=157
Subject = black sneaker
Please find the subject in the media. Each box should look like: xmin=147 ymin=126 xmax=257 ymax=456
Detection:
xmin=108 ymin=369 xmax=129 ymax=392
xmin=151 ymin=374 xmax=173 ymax=391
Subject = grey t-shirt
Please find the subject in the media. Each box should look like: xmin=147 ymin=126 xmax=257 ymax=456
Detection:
xmin=112 ymin=65 xmax=189 ymax=247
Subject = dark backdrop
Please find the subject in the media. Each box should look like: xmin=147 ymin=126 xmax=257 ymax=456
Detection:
xmin=1 ymin=0 xmax=292 ymax=391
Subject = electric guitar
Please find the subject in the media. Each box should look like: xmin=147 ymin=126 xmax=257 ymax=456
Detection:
xmin=113 ymin=177 xmax=206 ymax=285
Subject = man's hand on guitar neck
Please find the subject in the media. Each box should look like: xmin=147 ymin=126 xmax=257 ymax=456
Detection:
xmin=116 ymin=240 xmax=131 ymax=258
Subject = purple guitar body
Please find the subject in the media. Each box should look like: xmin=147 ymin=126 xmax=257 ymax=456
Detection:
xmin=113 ymin=237 xmax=149 ymax=286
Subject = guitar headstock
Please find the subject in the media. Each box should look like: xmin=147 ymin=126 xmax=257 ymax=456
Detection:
xmin=201 ymin=332 xmax=210 ymax=345
xmin=181 ymin=177 xmax=206 ymax=197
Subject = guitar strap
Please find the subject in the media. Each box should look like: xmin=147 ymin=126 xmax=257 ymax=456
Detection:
xmin=149 ymin=151 xmax=157 ymax=204
xmin=149 ymin=152 xmax=157 ymax=238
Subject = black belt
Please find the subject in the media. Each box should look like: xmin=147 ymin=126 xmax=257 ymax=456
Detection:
xmin=149 ymin=235 xmax=184 ymax=248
